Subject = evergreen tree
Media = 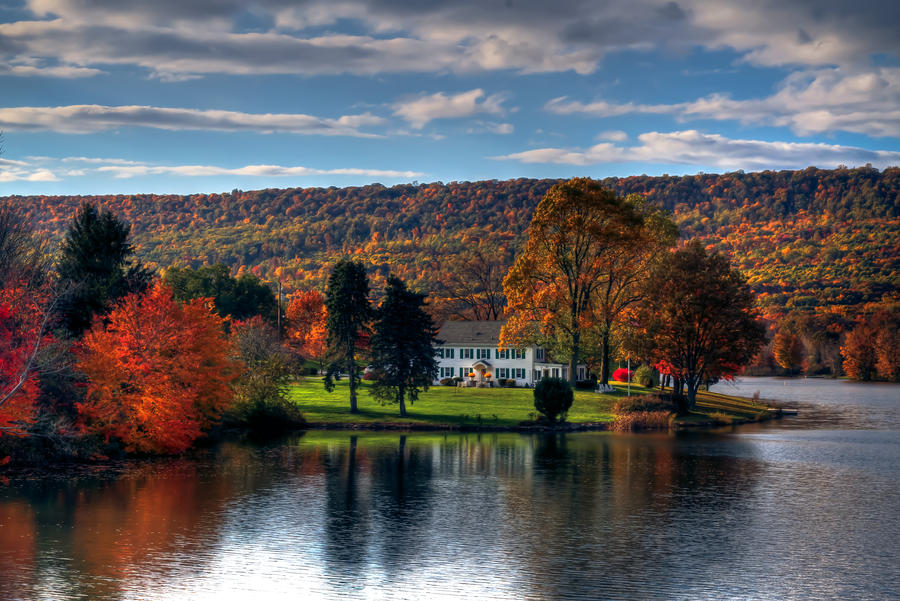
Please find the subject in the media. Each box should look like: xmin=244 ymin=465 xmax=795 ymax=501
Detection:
xmin=324 ymin=260 xmax=371 ymax=413
xmin=370 ymin=276 xmax=439 ymax=417
xmin=57 ymin=203 xmax=150 ymax=337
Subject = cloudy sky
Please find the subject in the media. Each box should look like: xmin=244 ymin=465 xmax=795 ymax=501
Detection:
xmin=1 ymin=0 xmax=899 ymax=194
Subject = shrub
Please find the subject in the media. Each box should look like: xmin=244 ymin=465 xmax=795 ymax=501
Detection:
xmin=611 ymin=411 xmax=673 ymax=431
xmin=439 ymin=377 xmax=454 ymax=386
xmin=452 ymin=377 xmax=463 ymax=384
xmin=633 ymin=364 xmax=657 ymax=388
xmin=612 ymin=367 xmax=632 ymax=382
xmin=613 ymin=394 xmax=673 ymax=414
xmin=225 ymin=396 xmax=306 ymax=435
xmin=574 ymin=379 xmax=595 ymax=390
xmin=533 ymin=377 xmax=574 ymax=423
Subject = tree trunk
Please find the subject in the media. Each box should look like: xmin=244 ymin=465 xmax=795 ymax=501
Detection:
xmin=672 ymin=377 xmax=689 ymax=414
xmin=686 ymin=377 xmax=700 ymax=411
xmin=569 ymin=328 xmax=580 ymax=386
xmin=398 ymin=385 xmax=407 ymax=417
xmin=348 ymin=353 xmax=358 ymax=414
xmin=599 ymin=330 xmax=611 ymax=386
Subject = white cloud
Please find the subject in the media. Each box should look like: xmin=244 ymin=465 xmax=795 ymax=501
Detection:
xmin=466 ymin=121 xmax=514 ymax=135
xmin=0 ymin=162 xmax=60 ymax=182
xmin=0 ymin=105 xmax=385 ymax=136
xmin=546 ymin=68 xmax=900 ymax=137
xmin=493 ymin=130 xmax=900 ymax=171
xmin=96 ymin=163 xmax=423 ymax=179
xmin=1 ymin=155 xmax=423 ymax=182
xmin=4 ymin=1 xmax=894 ymax=80
xmin=393 ymin=89 xmax=508 ymax=129
xmin=597 ymin=130 xmax=628 ymax=142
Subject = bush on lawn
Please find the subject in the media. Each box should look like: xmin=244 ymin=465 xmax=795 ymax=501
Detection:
xmin=613 ymin=394 xmax=673 ymax=414
xmin=533 ymin=377 xmax=574 ymax=423
xmin=612 ymin=367 xmax=631 ymax=382
xmin=633 ymin=364 xmax=657 ymax=388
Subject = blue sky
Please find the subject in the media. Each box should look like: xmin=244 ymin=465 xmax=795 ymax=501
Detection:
xmin=1 ymin=0 xmax=899 ymax=195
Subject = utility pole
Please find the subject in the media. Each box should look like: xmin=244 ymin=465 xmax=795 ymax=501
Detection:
xmin=627 ymin=355 xmax=631 ymax=397
xmin=276 ymin=279 xmax=283 ymax=341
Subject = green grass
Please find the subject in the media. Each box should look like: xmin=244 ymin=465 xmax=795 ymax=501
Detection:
xmin=288 ymin=377 xmax=621 ymax=427
xmin=676 ymin=389 xmax=773 ymax=425
xmin=286 ymin=378 xmax=773 ymax=429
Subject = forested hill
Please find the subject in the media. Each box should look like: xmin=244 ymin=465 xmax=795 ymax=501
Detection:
xmin=9 ymin=166 xmax=900 ymax=318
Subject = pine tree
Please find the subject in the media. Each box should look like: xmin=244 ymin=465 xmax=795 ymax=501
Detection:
xmin=370 ymin=276 xmax=439 ymax=417
xmin=324 ymin=260 xmax=371 ymax=413
xmin=57 ymin=203 xmax=150 ymax=337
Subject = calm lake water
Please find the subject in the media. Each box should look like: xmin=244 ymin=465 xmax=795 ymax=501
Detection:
xmin=1 ymin=377 xmax=898 ymax=601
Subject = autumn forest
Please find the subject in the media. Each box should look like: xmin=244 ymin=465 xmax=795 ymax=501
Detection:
xmin=1 ymin=167 xmax=898 ymax=460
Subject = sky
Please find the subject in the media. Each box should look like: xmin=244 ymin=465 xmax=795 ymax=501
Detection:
xmin=0 ymin=0 xmax=899 ymax=195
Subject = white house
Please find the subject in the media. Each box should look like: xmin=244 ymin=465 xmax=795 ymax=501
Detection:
xmin=434 ymin=320 xmax=589 ymax=387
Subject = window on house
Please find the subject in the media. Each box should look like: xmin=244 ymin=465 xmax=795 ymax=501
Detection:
xmin=476 ymin=348 xmax=490 ymax=359
xmin=514 ymin=349 xmax=526 ymax=360
xmin=552 ymin=368 xmax=559 ymax=378
xmin=496 ymin=368 xmax=508 ymax=379
xmin=578 ymin=367 xmax=585 ymax=380
xmin=534 ymin=370 xmax=541 ymax=381
xmin=461 ymin=348 xmax=473 ymax=359
xmin=514 ymin=368 xmax=526 ymax=379
xmin=436 ymin=348 xmax=444 ymax=358
xmin=536 ymin=348 xmax=545 ymax=361
xmin=441 ymin=367 xmax=455 ymax=378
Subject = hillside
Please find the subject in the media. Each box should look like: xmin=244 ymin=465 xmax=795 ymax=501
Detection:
xmin=7 ymin=166 xmax=900 ymax=319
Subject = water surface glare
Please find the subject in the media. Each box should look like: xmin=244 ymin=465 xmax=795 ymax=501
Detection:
xmin=1 ymin=378 xmax=898 ymax=600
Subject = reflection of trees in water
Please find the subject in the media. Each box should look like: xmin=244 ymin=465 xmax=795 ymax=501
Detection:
xmin=498 ymin=433 xmax=765 ymax=599
xmin=321 ymin=435 xmax=371 ymax=583
xmin=369 ymin=435 xmax=435 ymax=575
xmin=1 ymin=432 xmax=767 ymax=600
xmin=0 ymin=444 xmax=291 ymax=600
xmin=0 ymin=500 xmax=36 ymax=600
xmin=318 ymin=434 xmax=440 ymax=583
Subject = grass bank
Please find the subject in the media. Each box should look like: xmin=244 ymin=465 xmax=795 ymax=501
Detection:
xmin=287 ymin=378 xmax=774 ymax=431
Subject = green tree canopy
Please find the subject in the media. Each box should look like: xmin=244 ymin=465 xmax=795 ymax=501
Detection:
xmin=370 ymin=276 xmax=439 ymax=417
xmin=324 ymin=259 xmax=371 ymax=414
xmin=56 ymin=202 xmax=150 ymax=337
xmin=164 ymin=263 xmax=277 ymax=324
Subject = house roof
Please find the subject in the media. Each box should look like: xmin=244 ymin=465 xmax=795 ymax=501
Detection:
xmin=437 ymin=320 xmax=505 ymax=345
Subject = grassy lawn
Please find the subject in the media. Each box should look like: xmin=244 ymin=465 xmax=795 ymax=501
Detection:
xmin=287 ymin=377 xmax=773 ymax=429
xmin=679 ymin=389 xmax=773 ymax=425
xmin=288 ymin=377 xmax=621 ymax=427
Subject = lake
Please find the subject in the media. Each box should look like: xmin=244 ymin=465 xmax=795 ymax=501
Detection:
xmin=1 ymin=377 xmax=898 ymax=600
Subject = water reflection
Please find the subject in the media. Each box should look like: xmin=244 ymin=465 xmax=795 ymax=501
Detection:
xmin=1 ymin=425 xmax=897 ymax=600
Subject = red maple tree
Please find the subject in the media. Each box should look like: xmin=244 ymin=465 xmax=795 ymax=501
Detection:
xmin=77 ymin=284 xmax=242 ymax=453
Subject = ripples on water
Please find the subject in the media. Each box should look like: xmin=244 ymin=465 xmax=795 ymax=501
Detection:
xmin=1 ymin=378 xmax=898 ymax=601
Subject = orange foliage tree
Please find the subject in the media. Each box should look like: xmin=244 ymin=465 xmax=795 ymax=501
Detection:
xmin=77 ymin=284 xmax=242 ymax=453
xmin=285 ymin=289 xmax=330 ymax=372
xmin=0 ymin=284 xmax=52 ymax=436
xmin=502 ymin=178 xmax=677 ymax=386
xmin=841 ymin=321 xmax=878 ymax=381
xmin=773 ymin=330 xmax=805 ymax=374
